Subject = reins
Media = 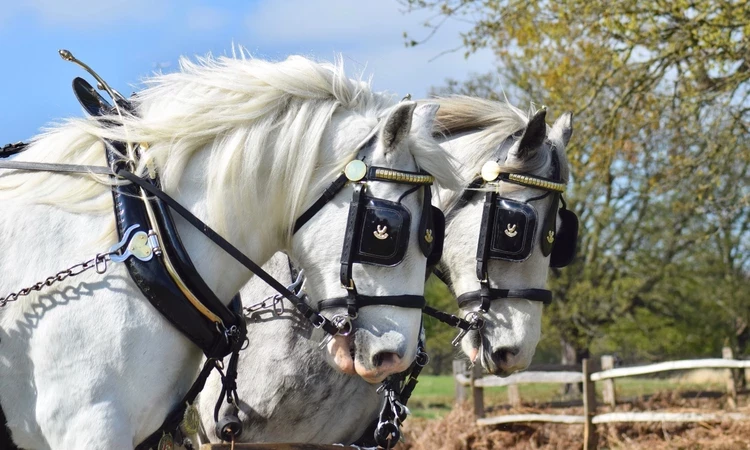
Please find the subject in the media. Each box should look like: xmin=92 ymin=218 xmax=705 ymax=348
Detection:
xmin=0 ymin=158 xmax=342 ymax=336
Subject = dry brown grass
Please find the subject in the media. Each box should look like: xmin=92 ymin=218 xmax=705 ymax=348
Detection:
xmin=398 ymin=392 xmax=750 ymax=450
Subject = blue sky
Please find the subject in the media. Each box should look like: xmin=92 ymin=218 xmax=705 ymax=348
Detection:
xmin=0 ymin=0 xmax=494 ymax=142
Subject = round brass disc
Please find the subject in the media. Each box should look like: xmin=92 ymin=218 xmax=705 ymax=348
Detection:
xmin=345 ymin=160 xmax=367 ymax=181
xmin=481 ymin=161 xmax=502 ymax=182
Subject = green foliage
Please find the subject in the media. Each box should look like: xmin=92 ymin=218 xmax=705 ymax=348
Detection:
xmin=404 ymin=0 xmax=750 ymax=363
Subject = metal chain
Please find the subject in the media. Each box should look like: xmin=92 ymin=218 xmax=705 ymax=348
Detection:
xmin=0 ymin=252 xmax=113 ymax=307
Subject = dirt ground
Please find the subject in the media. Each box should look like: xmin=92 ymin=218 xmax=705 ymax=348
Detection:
xmin=398 ymin=391 xmax=750 ymax=450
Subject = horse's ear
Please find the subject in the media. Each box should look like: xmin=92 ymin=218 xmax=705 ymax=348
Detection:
xmin=509 ymin=108 xmax=547 ymax=162
xmin=551 ymin=111 xmax=573 ymax=147
xmin=412 ymin=103 xmax=440 ymax=134
xmin=380 ymin=101 xmax=417 ymax=151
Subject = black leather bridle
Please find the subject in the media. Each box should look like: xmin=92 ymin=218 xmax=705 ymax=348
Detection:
xmin=294 ymin=159 xmax=440 ymax=322
xmin=423 ymin=130 xmax=579 ymax=343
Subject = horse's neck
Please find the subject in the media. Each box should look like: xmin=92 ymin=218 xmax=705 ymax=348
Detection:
xmin=166 ymin=148 xmax=288 ymax=303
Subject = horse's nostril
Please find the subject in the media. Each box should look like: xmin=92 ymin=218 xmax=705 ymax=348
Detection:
xmin=492 ymin=347 xmax=520 ymax=366
xmin=372 ymin=352 xmax=400 ymax=368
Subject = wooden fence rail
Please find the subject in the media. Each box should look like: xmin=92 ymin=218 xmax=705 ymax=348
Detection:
xmin=454 ymin=347 xmax=750 ymax=450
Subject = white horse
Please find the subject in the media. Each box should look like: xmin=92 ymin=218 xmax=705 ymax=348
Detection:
xmin=196 ymin=97 xmax=574 ymax=445
xmin=0 ymin=54 xmax=460 ymax=449
xmin=431 ymin=96 xmax=574 ymax=375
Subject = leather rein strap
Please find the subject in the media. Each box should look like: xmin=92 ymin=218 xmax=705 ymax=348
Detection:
xmin=456 ymin=288 xmax=552 ymax=308
xmin=116 ymin=169 xmax=341 ymax=336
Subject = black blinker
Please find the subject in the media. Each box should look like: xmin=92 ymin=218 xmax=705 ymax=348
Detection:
xmin=550 ymin=207 xmax=579 ymax=268
xmin=489 ymin=198 xmax=537 ymax=262
xmin=354 ymin=197 xmax=411 ymax=267
xmin=426 ymin=206 xmax=445 ymax=268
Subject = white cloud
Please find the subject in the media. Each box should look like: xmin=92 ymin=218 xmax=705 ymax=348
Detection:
xmin=17 ymin=0 xmax=172 ymax=26
xmin=245 ymin=0 xmax=416 ymax=43
xmin=243 ymin=0 xmax=496 ymax=98
xmin=344 ymin=42 xmax=495 ymax=99
xmin=186 ymin=6 xmax=228 ymax=31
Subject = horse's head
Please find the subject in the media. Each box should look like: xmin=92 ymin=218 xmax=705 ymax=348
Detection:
xmin=434 ymin=98 xmax=575 ymax=375
xmin=292 ymin=101 xmax=459 ymax=384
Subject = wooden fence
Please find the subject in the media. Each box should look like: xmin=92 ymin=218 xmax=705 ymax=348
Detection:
xmin=453 ymin=348 xmax=750 ymax=450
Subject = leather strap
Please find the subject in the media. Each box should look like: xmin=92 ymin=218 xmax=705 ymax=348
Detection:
xmin=423 ymin=305 xmax=472 ymax=330
xmin=318 ymin=294 xmax=426 ymax=311
xmin=475 ymin=191 xmax=496 ymax=281
xmin=456 ymin=288 xmax=553 ymax=308
xmin=293 ymin=173 xmax=348 ymax=233
xmin=117 ymin=169 xmax=340 ymax=336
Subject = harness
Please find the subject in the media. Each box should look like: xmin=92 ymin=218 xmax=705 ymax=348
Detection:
xmin=422 ymin=126 xmax=580 ymax=344
xmin=0 ymin=50 xmax=446 ymax=450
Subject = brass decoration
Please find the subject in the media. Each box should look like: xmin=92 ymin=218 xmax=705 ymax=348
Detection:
xmin=504 ymin=223 xmax=518 ymax=238
xmin=128 ymin=231 xmax=153 ymax=260
xmin=481 ymin=161 xmax=502 ymax=182
xmin=372 ymin=168 xmax=434 ymax=185
xmin=181 ymin=402 xmax=201 ymax=435
xmin=424 ymin=229 xmax=434 ymax=243
xmin=157 ymin=433 xmax=174 ymax=450
xmin=507 ymin=173 xmax=566 ymax=192
xmin=373 ymin=225 xmax=389 ymax=240
xmin=546 ymin=230 xmax=555 ymax=244
xmin=344 ymin=160 xmax=367 ymax=181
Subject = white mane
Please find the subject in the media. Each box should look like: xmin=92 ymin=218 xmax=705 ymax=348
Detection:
xmin=432 ymin=96 xmax=570 ymax=208
xmin=0 ymin=54 xmax=460 ymax=239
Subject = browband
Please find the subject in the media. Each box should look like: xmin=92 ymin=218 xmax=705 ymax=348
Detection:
xmin=292 ymin=165 xmax=433 ymax=233
xmin=493 ymin=173 xmax=566 ymax=193
xmin=456 ymin=288 xmax=553 ymax=308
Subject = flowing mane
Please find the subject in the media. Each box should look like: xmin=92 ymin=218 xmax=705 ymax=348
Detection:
xmin=0 ymin=54 xmax=460 ymax=239
xmin=431 ymin=96 xmax=570 ymax=208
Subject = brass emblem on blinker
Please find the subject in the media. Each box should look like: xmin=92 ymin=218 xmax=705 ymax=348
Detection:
xmin=424 ymin=229 xmax=434 ymax=243
xmin=546 ymin=231 xmax=555 ymax=243
xmin=374 ymin=225 xmax=389 ymax=240
xmin=504 ymin=223 xmax=518 ymax=238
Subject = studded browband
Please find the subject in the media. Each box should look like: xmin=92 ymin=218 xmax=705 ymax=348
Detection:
xmin=293 ymin=160 xmax=434 ymax=233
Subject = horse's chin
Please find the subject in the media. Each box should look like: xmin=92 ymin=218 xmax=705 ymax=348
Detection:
xmin=353 ymin=366 xmax=388 ymax=384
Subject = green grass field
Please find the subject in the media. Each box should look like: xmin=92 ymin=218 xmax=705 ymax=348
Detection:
xmin=406 ymin=375 xmax=727 ymax=419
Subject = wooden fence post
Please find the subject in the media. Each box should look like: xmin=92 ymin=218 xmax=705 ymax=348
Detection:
xmin=601 ymin=355 xmax=616 ymax=408
xmin=582 ymin=358 xmax=598 ymax=450
xmin=471 ymin=363 xmax=485 ymax=418
xmin=453 ymin=360 xmax=467 ymax=404
xmin=507 ymin=384 xmax=521 ymax=408
xmin=723 ymin=346 xmax=737 ymax=409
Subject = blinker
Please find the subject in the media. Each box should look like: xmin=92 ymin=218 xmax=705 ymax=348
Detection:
xmin=355 ymin=197 xmax=411 ymax=266
xmin=489 ymin=198 xmax=537 ymax=262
